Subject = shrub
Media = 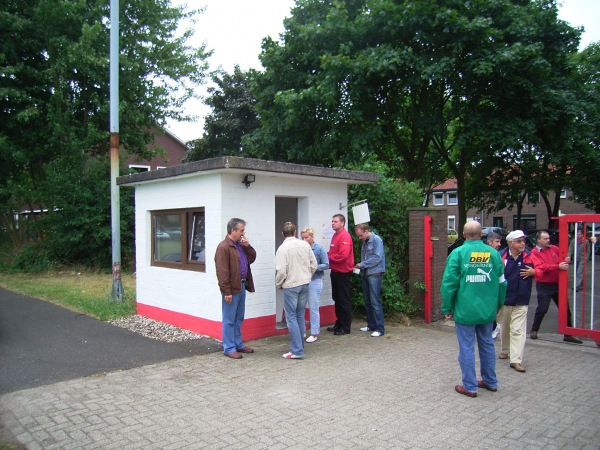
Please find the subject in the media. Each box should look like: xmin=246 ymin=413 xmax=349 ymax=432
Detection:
xmin=8 ymin=243 xmax=53 ymax=273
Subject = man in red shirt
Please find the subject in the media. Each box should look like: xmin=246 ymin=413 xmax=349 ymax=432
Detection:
xmin=327 ymin=214 xmax=355 ymax=335
xmin=529 ymin=231 xmax=582 ymax=344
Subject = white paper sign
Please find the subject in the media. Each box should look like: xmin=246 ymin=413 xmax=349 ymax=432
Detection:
xmin=322 ymin=226 xmax=335 ymax=239
xmin=352 ymin=203 xmax=370 ymax=225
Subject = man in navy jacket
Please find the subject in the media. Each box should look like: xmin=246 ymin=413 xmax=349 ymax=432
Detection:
xmin=498 ymin=230 xmax=539 ymax=373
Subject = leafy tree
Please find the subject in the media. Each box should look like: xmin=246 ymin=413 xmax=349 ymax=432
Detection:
xmin=9 ymin=155 xmax=135 ymax=271
xmin=250 ymin=0 xmax=582 ymax=232
xmin=186 ymin=65 xmax=260 ymax=160
xmin=467 ymin=19 xmax=588 ymax=228
xmin=569 ymin=42 xmax=600 ymax=212
xmin=0 ymin=0 xmax=210 ymax=266
xmin=420 ymin=0 xmax=581 ymax=231
xmin=249 ymin=0 xmax=446 ymax=184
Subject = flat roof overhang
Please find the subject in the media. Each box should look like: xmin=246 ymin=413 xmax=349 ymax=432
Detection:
xmin=117 ymin=156 xmax=379 ymax=187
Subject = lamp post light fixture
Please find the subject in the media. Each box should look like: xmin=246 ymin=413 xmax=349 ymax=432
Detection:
xmin=242 ymin=173 xmax=256 ymax=188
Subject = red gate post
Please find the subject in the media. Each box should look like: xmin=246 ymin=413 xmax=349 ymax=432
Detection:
xmin=423 ymin=216 xmax=433 ymax=323
xmin=557 ymin=215 xmax=570 ymax=334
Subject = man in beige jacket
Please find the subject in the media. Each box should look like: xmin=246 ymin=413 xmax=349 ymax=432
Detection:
xmin=276 ymin=222 xmax=317 ymax=359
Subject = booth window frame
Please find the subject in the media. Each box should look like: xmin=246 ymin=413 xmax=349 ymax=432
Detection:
xmin=151 ymin=207 xmax=206 ymax=272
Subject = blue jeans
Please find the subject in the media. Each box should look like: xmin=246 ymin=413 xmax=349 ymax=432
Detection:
xmin=307 ymin=278 xmax=323 ymax=335
xmin=455 ymin=322 xmax=497 ymax=392
xmin=283 ymin=284 xmax=309 ymax=356
xmin=221 ymin=287 xmax=246 ymax=354
xmin=362 ymin=275 xmax=385 ymax=334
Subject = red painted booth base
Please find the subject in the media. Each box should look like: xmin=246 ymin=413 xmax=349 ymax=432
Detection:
xmin=137 ymin=303 xmax=337 ymax=341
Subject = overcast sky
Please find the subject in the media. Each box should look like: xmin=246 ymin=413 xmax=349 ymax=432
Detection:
xmin=167 ymin=0 xmax=600 ymax=142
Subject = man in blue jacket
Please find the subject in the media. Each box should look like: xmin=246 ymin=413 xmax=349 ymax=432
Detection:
xmin=354 ymin=223 xmax=386 ymax=337
xmin=498 ymin=230 xmax=539 ymax=373
xmin=441 ymin=221 xmax=507 ymax=398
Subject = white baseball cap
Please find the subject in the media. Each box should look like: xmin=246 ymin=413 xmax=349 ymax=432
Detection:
xmin=506 ymin=230 xmax=526 ymax=242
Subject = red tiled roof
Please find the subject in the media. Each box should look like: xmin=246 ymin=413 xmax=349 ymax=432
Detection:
xmin=432 ymin=179 xmax=457 ymax=191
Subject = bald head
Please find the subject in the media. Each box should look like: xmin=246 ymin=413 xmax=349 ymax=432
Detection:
xmin=463 ymin=221 xmax=482 ymax=240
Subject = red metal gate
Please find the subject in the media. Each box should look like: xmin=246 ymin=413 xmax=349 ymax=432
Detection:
xmin=557 ymin=214 xmax=600 ymax=345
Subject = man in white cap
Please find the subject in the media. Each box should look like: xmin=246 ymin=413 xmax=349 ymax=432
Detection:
xmin=498 ymin=230 xmax=538 ymax=373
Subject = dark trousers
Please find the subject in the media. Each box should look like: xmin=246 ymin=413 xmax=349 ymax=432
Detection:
xmin=531 ymin=282 xmax=573 ymax=332
xmin=330 ymin=271 xmax=353 ymax=332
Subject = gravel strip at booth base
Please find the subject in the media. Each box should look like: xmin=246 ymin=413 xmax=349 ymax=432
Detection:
xmin=109 ymin=315 xmax=211 ymax=343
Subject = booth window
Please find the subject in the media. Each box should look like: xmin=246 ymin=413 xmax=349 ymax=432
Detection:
xmin=151 ymin=208 xmax=205 ymax=272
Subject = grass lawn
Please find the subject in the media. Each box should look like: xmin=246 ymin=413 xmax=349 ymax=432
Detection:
xmin=0 ymin=270 xmax=137 ymax=320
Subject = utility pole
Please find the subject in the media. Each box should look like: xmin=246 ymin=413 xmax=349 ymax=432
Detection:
xmin=109 ymin=0 xmax=123 ymax=301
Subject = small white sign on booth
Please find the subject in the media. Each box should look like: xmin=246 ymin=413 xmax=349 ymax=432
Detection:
xmin=352 ymin=202 xmax=370 ymax=225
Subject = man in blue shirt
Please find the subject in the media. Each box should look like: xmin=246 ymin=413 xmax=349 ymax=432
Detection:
xmin=354 ymin=223 xmax=386 ymax=337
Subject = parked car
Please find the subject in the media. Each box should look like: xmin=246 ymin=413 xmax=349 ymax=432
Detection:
xmin=448 ymin=235 xmax=508 ymax=255
xmin=155 ymin=230 xmax=170 ymax=239
xmin=447 ymin=237 xmax=465 ymax=255
xmin=447 ymin=229 xmax=459 ymax=244
xmin=447 ymin=228 xmax=509 ymax=255
xmin=481 ymin=226 xmax=508 ymax=237
xmin=164 ymin=227 xmax=182 ymax=239
xmin=525 ymin=229 xmax=559 ymax=248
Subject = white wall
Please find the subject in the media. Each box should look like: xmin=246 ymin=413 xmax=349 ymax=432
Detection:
xmin=135 ymin=170 xmax=349 ymax=322
xmin=135 ymin=174 xmax=223 ymax=321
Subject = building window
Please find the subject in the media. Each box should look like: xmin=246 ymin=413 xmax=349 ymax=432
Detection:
xmin=129 ymin=165 xmax=150 ymax=173
xmin=527 ymin=192 xmax=540 ymax=203
xmin=514 ymin=214 xmax=536 ymax=232
xmin=151 ymin=208 xmax=205 ymax=272
xmin=433 ymin=193 xmax=444 ymax=206
xmin=447 ymin=192 xmax=458 ymax=205
xmin=560 ymin=189 xmax=567 ymax=199
xmin=448 ymin=216 xmax=456 ymax=230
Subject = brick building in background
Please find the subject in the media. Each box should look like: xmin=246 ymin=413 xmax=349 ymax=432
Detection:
xmin=124 ymin=127 xmax=188 ymax=173
xmin=426 ymin=178 xmax=595 ymax=232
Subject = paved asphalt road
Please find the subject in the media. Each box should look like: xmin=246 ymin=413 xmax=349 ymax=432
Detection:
xmin=0 ymin=288 xmax=222 ymax=395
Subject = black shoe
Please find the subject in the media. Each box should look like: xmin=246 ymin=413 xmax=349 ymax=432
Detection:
xmin=563 ymin=335 xmax=583 ymax=344
xmin=326 ymin=326 xmax=340 ymax=332
xmin=333 ymin=329 xmax=350 ymax=335
xmin=530 ymin=331 xmax=537 ymax=340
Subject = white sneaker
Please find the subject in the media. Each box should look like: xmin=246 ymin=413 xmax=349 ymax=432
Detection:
xmin=282 ymin=352 xmax=303 ymax=359
xmin=492 ymin=324 xmax=501 ymax=340
xmin=371 ymin=331 xmax=382 ymax=337
xmin=306 ymin=335 xmax=318 ymax=343
xmin=360 ymin=326 xmax=371 ymax=332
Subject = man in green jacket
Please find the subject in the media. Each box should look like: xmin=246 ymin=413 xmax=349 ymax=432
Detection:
xmin=441 ymin=221 xmax=507 ymax=398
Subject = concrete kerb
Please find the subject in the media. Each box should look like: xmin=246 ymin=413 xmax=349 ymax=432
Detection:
xmin=1 ymin=321 xmax=599 ymax=449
